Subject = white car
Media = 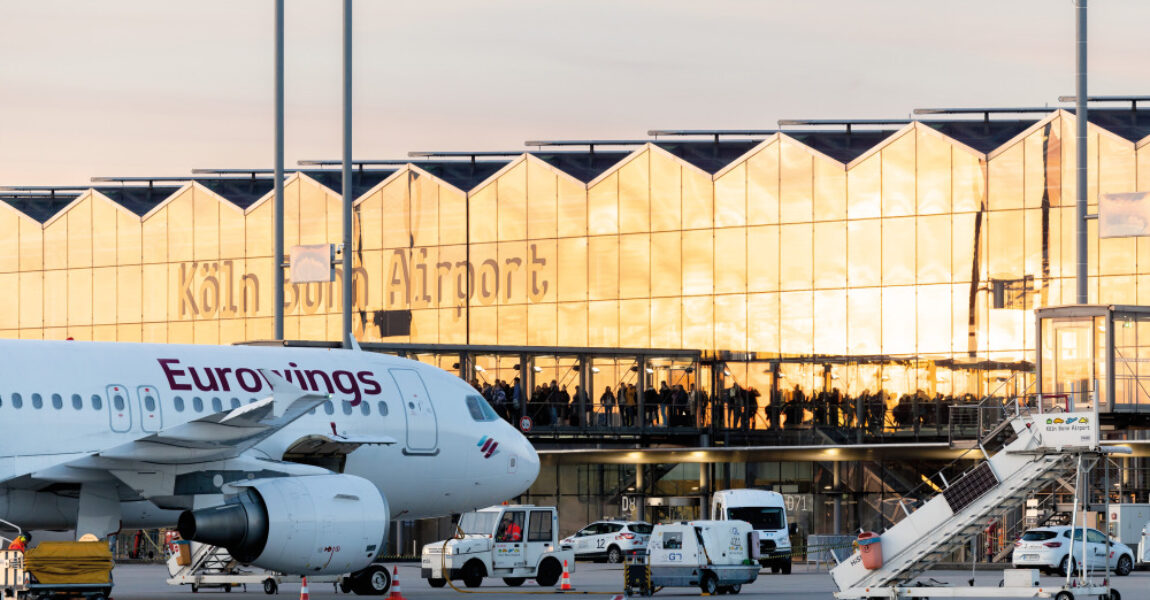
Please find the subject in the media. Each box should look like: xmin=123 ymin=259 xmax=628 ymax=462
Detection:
xmin=1012 ymin=526 xmax=1135 ymax=576
xmin=561 ymin=521 xmax=653 ymax=563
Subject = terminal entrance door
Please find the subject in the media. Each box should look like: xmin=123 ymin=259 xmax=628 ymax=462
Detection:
xmin=645 ymin=496 xmax=705 ymax=524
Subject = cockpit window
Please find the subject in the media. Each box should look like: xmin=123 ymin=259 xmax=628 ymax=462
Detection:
xmin=466 ymin=395 xmax=499 ymax=422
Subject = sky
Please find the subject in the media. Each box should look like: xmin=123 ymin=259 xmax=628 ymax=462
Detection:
xmin=1 ymin=0 xmax=1149 ymax=186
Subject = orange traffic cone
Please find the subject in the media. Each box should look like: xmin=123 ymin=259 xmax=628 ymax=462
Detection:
xmin=557 ymin=559 xmax=575 ymax=591
xmin=299 ymin=576 xmax=310 ymax=600
xmin=388 ymin=566 xmax=408 ymax=600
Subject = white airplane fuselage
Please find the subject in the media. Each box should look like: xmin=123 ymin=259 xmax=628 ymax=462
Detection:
xmin=0 ymin=339 xmax=540 ymax=531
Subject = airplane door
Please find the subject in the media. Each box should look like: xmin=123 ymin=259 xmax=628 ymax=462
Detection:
xmin=390 ymin=369 xmax=438 ymax=454
xmin=137 ymin=385 xmax=163 ymax=432
xmin=106 ymin=385 xmax=133 ymax=433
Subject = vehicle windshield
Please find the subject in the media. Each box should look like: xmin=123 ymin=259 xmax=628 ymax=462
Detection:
xmin=728 ymin=507 xmax=784 ymax=530
xmin=1021 ymin=531 xmax=1057 ymax=541
xmin=458 ymin=511 xmax=500 ymax=536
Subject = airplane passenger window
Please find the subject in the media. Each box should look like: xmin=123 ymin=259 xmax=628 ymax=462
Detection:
xmin=360 ymin=401 xmax=370 ymax=416
xmin=377 ymin=401 xmax=389 ymax=416
xmin=323 ymin=401 xmax=334 ymax=415
xmin=32 ymin=393 xmax=43 ymax=409
xmin=90 ymin=395 xmax=102 ymax=410
xmin=193 ymin=397 xmax=204 ymax=412
xmin=211 ymin=398 xmax=223 ymax=412
xmin=112 ymin=393 xmax=125 ymax=411
xmin=11 ymin=393 xmax=22 ymax=409
xmin=173 ymin=396 xmax=185 ymax=412
xmin=51 ymin=394 xmax=63 ymax=409
xmin=144 ymin=395 xmax=157 ymax=412
xmin=342 ymin=401 xmax=353 ymax=415
xmin=230 ymin=398 xmax=240 ymax=409
xmin=71 ymin=394 xmax=82 ymax=410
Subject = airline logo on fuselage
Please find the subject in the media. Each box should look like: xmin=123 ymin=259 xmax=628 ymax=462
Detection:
xmin=157 ymin=358 xmax=382 ymax=406
xmin=477 ymin=436 xmax=499 ymax=459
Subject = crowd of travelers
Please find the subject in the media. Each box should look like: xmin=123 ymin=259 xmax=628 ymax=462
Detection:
xmin=469 ymin=376 xmax=975 ymax=433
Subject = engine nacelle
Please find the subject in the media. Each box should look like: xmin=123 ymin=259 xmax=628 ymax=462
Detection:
xmin=178 ymin=474 xmax=388 ymax=575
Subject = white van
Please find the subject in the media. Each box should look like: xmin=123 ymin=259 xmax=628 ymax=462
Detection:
xmin=711 ymin=489 xmax=795 ymax=573
xmin=645 ymin=520 xmax=760 ymax=595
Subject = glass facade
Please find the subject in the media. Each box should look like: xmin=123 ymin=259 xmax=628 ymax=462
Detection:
xmin=4 ymin=110 xmax=1150 ymax=425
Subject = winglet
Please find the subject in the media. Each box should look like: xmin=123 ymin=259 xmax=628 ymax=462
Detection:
xmin=348 ymin=333 xmax=363 ymax=352
xmin=259 ymin=368 xmax=330 ymax=418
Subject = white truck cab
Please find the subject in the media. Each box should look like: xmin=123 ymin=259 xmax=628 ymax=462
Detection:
xmin=420 ymin=505 xmax=574 ymax=589
xmin=712 ymin=489 xmax=795 ymax=573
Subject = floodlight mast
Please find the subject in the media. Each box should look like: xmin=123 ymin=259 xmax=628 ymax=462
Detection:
xmin=1075 ymin=0 xmax=1088 ymax=304
xmin=273 ymin=0 xmax=285 ymax=341
xmin=341 ymin=0 xmax=354 ymax=349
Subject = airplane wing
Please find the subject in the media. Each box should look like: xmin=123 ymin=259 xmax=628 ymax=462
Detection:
xmin=92 ymin=369 xmax=331 ymax=464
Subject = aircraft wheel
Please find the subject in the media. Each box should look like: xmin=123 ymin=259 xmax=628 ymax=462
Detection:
xmin=427 ymin=578 xmax=447 ymax=588
xmin=263 ymin=578 xmax=278 ymax=595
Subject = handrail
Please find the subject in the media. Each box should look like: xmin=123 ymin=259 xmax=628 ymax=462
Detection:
xmin=0 ymin=517 xmax=22 ymax=546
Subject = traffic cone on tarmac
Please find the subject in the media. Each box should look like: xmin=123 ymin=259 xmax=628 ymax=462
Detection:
xmin=557 ymin=559 xmax=575 ymax=591
xmin=299 ymin=576 xmax=309 ymax=600
xmin=388 ymin=566 xmax=408 ymax=600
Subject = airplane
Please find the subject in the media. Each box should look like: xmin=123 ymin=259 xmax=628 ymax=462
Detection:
xmin=0 ymin=339 xmax=540 ymax=593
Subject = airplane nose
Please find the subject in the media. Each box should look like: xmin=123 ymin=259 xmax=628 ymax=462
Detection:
xmin=521 ymin=438 xmax=540 ymax=485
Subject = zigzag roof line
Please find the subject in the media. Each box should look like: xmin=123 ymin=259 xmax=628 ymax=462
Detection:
xmin=3 ymin=109 xmax=1148 ymax=225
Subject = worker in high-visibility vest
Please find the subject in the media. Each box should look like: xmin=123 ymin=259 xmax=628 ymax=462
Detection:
xmin=7 ymin=533 xmax=29 ymax=552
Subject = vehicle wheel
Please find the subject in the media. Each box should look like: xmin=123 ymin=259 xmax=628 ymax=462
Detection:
xmin=428 ymin=578 xmax=447 ymax=588
xmin=1116 ymin=555 xmax=1133 ymax=576
xmin=263 ymin=578 xmax=278 ymax=595
xmin=770 ymin=565 xmax=780 ymax=574
xmin=536 ymin=558 xmax=562 ymax=587
xmin=191 ymin=584 xmax=199 ymax=593
xmin=340 ymin=577 xmax=353 ymax=593
xmin=503 ymin=578 xmax=525 ymax=587
xmin=1109 ymin=590 xmax=1121 ymax=600
xmin=353 ymin=565 xmax=391 ymax=595
xmin=607 ymin=545 xmax=623 ymax=564
xmin=462 ymin=560 xmax=485 ymax=588
xmin=729 ymin=583 xmax=742 ymax=594
xmin=1054 ymin=591 xmax=1074 ymax=600
xmin=700 ymin=572 xmax=718 ymax=595
xmin=716 ymin=585 xmax=731 ymax=595
xmin=1059 ymin=556 xmax=1076 ymax=577
xmin=224 ymin=583 xmax=233 ymax=593
xmin=780 ymin=559 xmax=792 ymax=574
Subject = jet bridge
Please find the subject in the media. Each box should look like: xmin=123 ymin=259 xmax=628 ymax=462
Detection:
xmin=830 ymin=405 xmax=1130 ymax=600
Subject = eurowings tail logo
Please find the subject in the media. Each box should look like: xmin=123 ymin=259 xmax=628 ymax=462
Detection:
xmin=478 ymin=436 xmax=500 ymax=459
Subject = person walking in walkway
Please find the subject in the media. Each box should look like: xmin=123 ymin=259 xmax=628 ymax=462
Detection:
xmin=600 ymin=386 xmax=616 ymax=426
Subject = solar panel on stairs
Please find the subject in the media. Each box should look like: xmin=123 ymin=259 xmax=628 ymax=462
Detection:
xmin=942 ymin=462 xmax=999 ymax=513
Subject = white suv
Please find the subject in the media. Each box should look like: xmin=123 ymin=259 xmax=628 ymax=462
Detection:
xmin=561 ymin=521 xmax=652 ymax=563
xmin=1012 ymin=526 xmax=1134 ymax=576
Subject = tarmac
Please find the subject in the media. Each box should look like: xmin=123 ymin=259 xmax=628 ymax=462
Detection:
xmin=105 ymin=561 xmax=1150 ymax=600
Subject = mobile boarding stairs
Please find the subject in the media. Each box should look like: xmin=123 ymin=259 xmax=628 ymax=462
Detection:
xmin=831 ymin=408 xmax=1129 ymax=600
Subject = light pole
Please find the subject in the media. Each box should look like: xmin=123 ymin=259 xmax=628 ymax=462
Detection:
xmin=1075 ymin=0 xmax=1088 ymax=304
xmin=273 ymin=0 xmax=285 ymax=340
xmin=341 ymin=0 xmax=354 ymax=348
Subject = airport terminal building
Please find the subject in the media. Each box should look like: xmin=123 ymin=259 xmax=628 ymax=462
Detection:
xmin=4 ymin=103 xmax=1150 ymax=551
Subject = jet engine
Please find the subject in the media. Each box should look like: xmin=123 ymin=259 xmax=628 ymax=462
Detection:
xmin=178 ymin=474 xmax=388 ymax=575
